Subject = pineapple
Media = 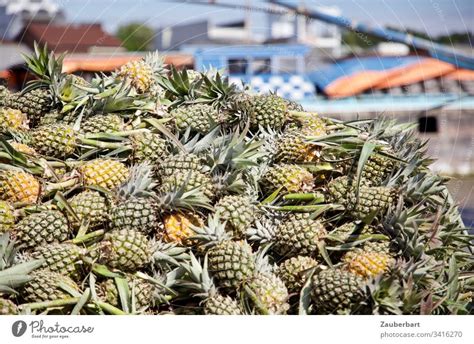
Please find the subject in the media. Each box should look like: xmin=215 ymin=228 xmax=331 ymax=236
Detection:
xmin=171 ymin=103 xmax=219 ymax=134
xmin=244 ymin=94 xmax=288 ymax=129
xmin=273 ymin=214 xmax=327 ymax=257
xmin=31 ymin=243 xmax=84 ymax=280
xmin=275 ymin=130 xmax=318 ymax=163
xmin=130 ymin=131 xmax=168 ymax=163
xmin=98 ymin=275 xmax=156 ymax=310
xmin=117 ymin=59 xmax=154 ymax=93
xmin=80 ymin=114 xmax=125 ymax=134
xmin=0 ymin=107 xmax=29 ymax=133
xmin=97 ymin=229 xmax=152 ymax=272
xmin=247 ymin=272 xmax=289 ymax=314
xmin=9 ymin=142 xmax=37 ymax=155
xmin=159 ymin=153 xmax=204 ymax=178
xmin=5 ymin=88 xmax=52 ymax=127
xmin=68 ymin=190 xmax=110 ymax=228
xmin=343 ymin=249 xmax=394 ymax=279
xmin=78 ymin=159 xmax=129 ymax=190
xmin=300 ymin=116 xmax=327 ymax=137
xmin=214 ymin=195 xmax=258 ymax=237
xmin=0 ymin=201 xmax=15 ymax=234
xmin=311 ymin=268 xmax=366 ymax=314
xmin=0 ymin=85 xmax=9 ymax=106
xmin=204 ymin=293 xmax=242 ymax=315
xmin=276 ymin=256 xmax=318 ymax=292
xmin=22 ymin=270 xmax=80 ymax=303
xmin=0 ymin=298 xmax=18 ymax=315
xmin=0 ymin=170 xmax=40 ymax=205
xmin=160 ymin=170 xmax=215 ymax=200
xmin=29 ymin=123 xmax=77 ymax=158
xmin=283 ymin=98 xmax=304 ymax=112
xmin=261 ymin=164 xmax=314 ymax=193
xmin=13 ymin=210 xmax=70 ymax=249
xmin=346 ymin=153 xmax=395 ymax=186
xmin=161 ymin=212 xmax=203 ymax=245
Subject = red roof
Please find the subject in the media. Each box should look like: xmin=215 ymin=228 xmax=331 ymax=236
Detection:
xmin=16 ymin=22 xmax=122 ymax=53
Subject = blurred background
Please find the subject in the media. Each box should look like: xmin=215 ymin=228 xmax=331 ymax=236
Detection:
xmin=0 ymin=0 xmax=473 ymax=224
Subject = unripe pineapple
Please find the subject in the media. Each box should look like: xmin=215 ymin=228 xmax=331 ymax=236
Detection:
xmin=214 ymin=195 xmax=257 ymax=237
xmin=261 ymin=164 xmax=313 ymax=193
xmin=97 ymin=229 xmax=152 ymax=272
xmin=9 ymin=141 xmax=37 ymax=155
xmin=98 ymin=276 xmax=155 ymax=310
xmin=38 ymin=110 xmax=63 ymax=126
xmin=245 ymin=94 xmax=288 ymax=129
xmin=31 ymin=243 xmax=84 ymax=280
xmin=0 ymin=201 xmax=15 ymax=234
xmin=247 ymin=272 xmax=290 ymax=315
xmin=80 ymin=114 xmax=124 ymax=134
xmin=5 ymin=88 xmax=52 ymax=126
xmin=276 ymin=256 xmax=318 ymax=292
xmin=208 ymin=240 xmax=256 ymax=289
xmin=0 ymin=298 xmax=18 ymax=315
xmin=117 ymin=59 xmax=154 ymax=93
xmin=14 ymin=210 xmax=70 ymax=249
xmin=171 ymin=103 xmax=218 ymax=134
xmin=311 ymin=268 xmax=365 ymax=314
xmin=110 ymin=198 xmax=157 ymax=234
xmin=78 ymin=159 xmax=129 ymax=190
xmin=343 ymin=249 xmax=394 ymax=279
xmin=159 ymin=153 xmax=204 ymax=178
xmin=0 ymin=170 xmax=40 ymax=205
xmin=22 ymin=270 xmax=80 ymax=303
xmin=346 ymin=153 xmax=395 ymax=186
xmin=68 ymin=190 xmax=110 ymax=228
xmin=160 ymin=170 xmax=215 ymax=200
xmin=0 ymin=107 xmax=29 ymax=132
xmin=203 ymin=294 xmax=242 ymax=315
xmin=161 ymin=212 xmax=203 ymax=245
xmin=0 ymin=85 xmax=10 ymax=105
xmin=275 ymin=130 xmax=318 ymax=163
xmin=300 ymin=116 xmax=327 ymax=137
xmin=29 ymin=123 xmax=77 ymax=158
xmin=273 ymin=214 xmax=327 ymax=257
xmin=130 ymin=131 xmax=168 ymax=163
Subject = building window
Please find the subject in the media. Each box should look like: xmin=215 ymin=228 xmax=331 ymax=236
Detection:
xmin=228 ymin=58 xmax=248 ymax=74
xmin=418 ymin=115 xmax=438 ymax=133
xmin=251 ymin=58 xmax=271 ymax=75
xmin=274 ymin=57 xmax=299 ymax=74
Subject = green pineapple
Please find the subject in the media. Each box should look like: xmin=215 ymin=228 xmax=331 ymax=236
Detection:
xmin=29 ymin=123 xmax=77 ymax=158
xmin=346 ymin=153 xmax=395 ymax=186
xmin=130 ymin=131 xmax=168 ymax=163
xmin=80 ymin=114 xmax=125 ymax=134
xmin=311 ymin=268 xmax=365 ymax=314
xmin=96 ymin=229 xmax=152 ymax=272
xmin=31 ymin=243 xmax=84 ymax=280
xmin=68 ymin=190 xmax=110 ymax=228
xmin=275 ymin=130 xmax=318 ymax=163
xmin=261 ymin=164 xmax=314 ymax=193
xmin=5 ymin=88 xmax=52 ymax=127
xmin=0 ymin=85 xmax=10 ymax=106
xmin=0 ymin=298 xmax=18 ymax=315
xmin=0 ymin=201 xmax=15 ymax=234
xmin=159 ymin=153 xmax=204 ymax=178
xmin=247 ymin=272 xmax=289 ymax=314
xmin=242 ymin=94 xmax=288 ymax=129
xmin=276 ymin=256 xmax=318 ymax=292
xmin=171 ymin=103 xmax=219 ymax=134
xmin=214 ymin=195 xmax=258 ymax=237
xmin=14 ymin=210 xmax=70 ymax=249
xmin=22 ymin=270 xmax=80 ymax=303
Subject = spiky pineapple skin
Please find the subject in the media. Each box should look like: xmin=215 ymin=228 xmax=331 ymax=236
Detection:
xmin=246 ymin=94 xmax=288 ymax=129
xmin=22 ymin=270 xmax=79 ymax=303
xmin=276 ymin=256 xmax=318 ymax=292
xmin=160 ymin=170 xmax=214 ymax=200
xmin=80 ymin=114 xmax=124 ymax=134
xmin=0 ymin=201 xmax=15 ymax=234
xmin=32 ymin=243 xmax=84 ymax=280
xmin=204 ymin=294 xmax=242 ymax=315
xmin=343 ymin=250 xmax=394 ymax=278
xmin=29 ymin=124 xmax=76 ymax=158
xmin=215 ymin=195 xmax=257 ymax=237
xmin=347 ymin=154 xmax=395 ymax=186
xmin=0 ymin=298 xmax=19 ymax=315
xmin=117 ymin=59 xmax=154 ymax=93
xmin=130 ymin=132 xmax=168 ymax=163
xmin=261 ymin=164 xmax=313 ymax=193
xmin=14 ymin=210 xmax=70 ymax=249
xmin=208 ymin=240 xmax=256 ymax=289
xmin=0 ymin=170 xmax=40 ymax=205
xmin=311 ymin=269 xmax=365 ymax=314
xmin=98 ymin=276 xmax=155 ymax=310
xmin=248 ymin=272 xmax=290 ymax=315
xmin=159 ymin=153 xmax=204 ymax=178
xmin=171 ymin=104 xmax=218 ymax=134
xmin=5 ymin=88 xmax=52 ymax=126
xmin=274 ymin=214 xmax=327 ymax=257
xmin=161 ymin=212 xmax=203 ymax=245
xmin=69 ymin=190 xmax=110 ymax=228
xmin=275 ymin=130 xmax=317 ymax=163
xmin=98 ymin=229 xmax=151 ymax=272
xmin=9 ymin=141 xmax=37 ymax=155
xmin=79 ymin=159 xmax=129 ymax=190
xmin=0 ymin=107 xmax=29 ymax=132
xmin=110 ymin=198 xmax=157 ymax=234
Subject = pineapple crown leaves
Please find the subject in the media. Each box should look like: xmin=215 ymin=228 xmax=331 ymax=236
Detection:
xmin=176 ymin=253 xmax=218 ymax=298
xmin=246 ymin=216 xmax=278 ymax=244
xmin=200 ymin=71 xmax=238 ymax=108
xmin=364 ymin=274 xmax=404 ymax=315
xmin=151 ymin=239 xmax=190 ymax=269
xmin=116 ymin=162 xmax=157 ymax=200
xmin=190 ymin=214 xmax=232 ymax=248
xmin=143 ymin=51 xmax=168 ymax=78
xmin=178 ymin=126 xmax=221 ymax=155
xmin=157 ymin=65 xmax=203 ymax=107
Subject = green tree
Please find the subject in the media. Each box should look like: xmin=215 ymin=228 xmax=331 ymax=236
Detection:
xmin=117 ymin=23 xmax=155 ymax=51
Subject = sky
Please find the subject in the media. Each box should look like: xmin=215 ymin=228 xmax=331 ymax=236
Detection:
xmin=56 ymin=0 xmax=473 ymax=37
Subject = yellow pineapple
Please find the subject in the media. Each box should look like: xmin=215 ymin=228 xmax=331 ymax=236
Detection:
xmin=343 ymin=249 xmax=394 ymax=279
xmin=78 ymin=159 xmax=129 ymax=190
xmin=0 ymin=170 xmax=40 ymax=205
xmin=117 ymin=60 xmax=153 ymax=93
xmin=161 ymin=212 xmax=203 ymax=245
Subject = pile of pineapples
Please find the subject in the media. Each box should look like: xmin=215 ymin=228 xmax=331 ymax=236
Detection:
xmin=0 ymin=44 xmax=472 ymax=315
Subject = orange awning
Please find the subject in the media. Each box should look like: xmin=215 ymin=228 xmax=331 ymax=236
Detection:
xmin=444 ymin=69 xmax=474 ymax=81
